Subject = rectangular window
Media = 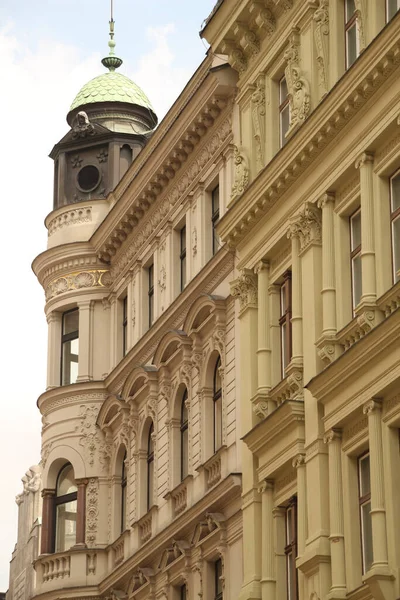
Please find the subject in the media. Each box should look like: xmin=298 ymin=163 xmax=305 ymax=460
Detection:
xmin=390 ymin=170 xmax=400 ymax=283
xmin=61 ymin=309 xmax=79 ymax=385
xmin=279 ymin=76 xmax=290 ymax=147
xmin=180 ymin=225 xmax=187 ymax=291
xmin=350 ymin=209 xmax=362 ymax=311
xmin=285 ymin=499 xmax=298 ymax=600
xmin=279 ymin=271 xmax=292 ymax=378
xmin=214 ymin=558 xmax=223 ymax=600
xmin=122 ymin=296 xmax=128 ymax=356
xmin=345 ymin=0 xmax=359 ymax=68
xmin=212 ymin=185 xmax=220 ymax=255
xmin=358 ymin=453 xmax=373 ymax=574
xmin=148 ymin=263 xmax=154 ymax=328
xmin=387 ymin=0 xmax=400 ymax=20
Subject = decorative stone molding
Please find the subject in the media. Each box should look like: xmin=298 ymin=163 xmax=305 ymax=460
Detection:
xmin=288 ymin=202 xmax=322 ymax=254
xmin=251 ymin=74 xmax=266 ymax=172
xmin=336 ymin=307 xmax=384 ymax=351
xmin=232 ymin=22 xmax=260 ymax=57
xmin=313 ymin=0 xmax=329 ymax=95
xmin=343 ymin=416 xmax=368 ymax=444
xmin=40 ymin=442 xmax=53 ymax=468
xmin=230 ymin=269 xmax=257 ymax=313
xmin=354 ymin=0 xmax=367 ymax=52
xmin=251 ymin=6 xmax=276 ymax=36
xmin=46 ymin=270 xmax=111 ymax=300
xmin=363 ymin=398 xmax=382 ymax=415
xmin=101 ymin=111 xmax=232 ymax=269
xmin=231 ymin=146 xmax=249 ymax=201
xmin=284 ymin=28 xmax=311 ymax=135
xmin=86 ymin=478 xmax=99 ymax=547
xmin=48 ymin=207 xmax=92 ymax=236
xmin=76 ymin=404 xmax=102 ymax=467
xmin=41 ymin=553 xmax=71 ymax=582
xmin=220 ymin=41 xmax=248 ymax=73
xmin=270 ymin=366 xmax=304 ymax=405
xmin=292 ymin=453 xmax=305 ymax=469
xmin=171 ymin=481 xmax=188 ymax=515
xmin=323 ymin=429 xmax=342 ymax=444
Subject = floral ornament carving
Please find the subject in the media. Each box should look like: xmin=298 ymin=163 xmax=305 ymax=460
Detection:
xmin=86 ymin=478 xmax=99 ymax=547
xmin=313 ymin=0 xmax=329 ymax=95
xmin=230 ymin=269 xmax=257 ymax=313
xmin=213 ymin=329 xmax=226 ymax=363
xmin=46 ymin=270 xmax=110 ymax=300
xmin=158 ymin=265 xmax=166 ymax=291
xmin=251 ymin=75 xmax=266 ymax=172
xmin=288 ymin=202 xmax=322 ymax=253
xmin=76 ymin=404 xmax=101 ymax=467
xmin=284 ymin=29 xmax=311 ymax=135
xmin=159 ymin=382 xmax=172 ymax=404
xmin=40 ymin=441 xmax=53 ymax=468
xmin=71 ymin=155 xmax=83 ymax=168
xmin=192 ymin=227 xmax=198 ymax=256
xmin=231 ymin=146 xmax=249 ymax=202
xmin=96 ymin=149 xmax=108 ymax=163
xmin=180 ymin=361 xmax=192 ymax=389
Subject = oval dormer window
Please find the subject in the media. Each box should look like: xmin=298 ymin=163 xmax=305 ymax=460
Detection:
xmin=77 ymin=165 xmax=101 ymax=192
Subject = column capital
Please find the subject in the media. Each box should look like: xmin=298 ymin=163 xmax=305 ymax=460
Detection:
xmin=323 ymin=428 xmax=342 ymax=444
xmin=46 ymin=311 xmax=62 ymax=324
xmin=355 ymin=151 xmax=374 ymax=170
xmin=363 ymin=398 xmax=382 ymax=415
xmin=288 ymin=201 xmax=322 ymax=253
xmin=317 ymin=191 xmax=335 ymax=209
xmin=258 ymin=479 xmax=274 ymax=494
xmin=41 ymin=488 xmax=56 ymax=498
xmin=77 ymin=299 xmax=94 ymax=310
xmin=75 ymin=478 xmax=89 ymax=487
xmin=254 ymin=259 xmax=270 ymax=275
xmin=230 ymin=269 xmax=257 ymax=313
xmin=292 ymin=453 xmax=306 ymax=469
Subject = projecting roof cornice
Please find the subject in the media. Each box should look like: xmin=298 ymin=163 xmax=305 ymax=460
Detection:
xmin=91 ymin=58 xmax=237 ymax=268
xmin=217 ymin=19 xmax=400 ymax=251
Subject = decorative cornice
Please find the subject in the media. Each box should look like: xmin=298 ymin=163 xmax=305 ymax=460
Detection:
xmin=45 ymin=269 xmax=111 ymax=300
xmin=219 ymin=27 xmax=400 ymax=248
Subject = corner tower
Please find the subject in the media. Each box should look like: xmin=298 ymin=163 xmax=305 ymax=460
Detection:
xmin=49 ymin=18 xmax=157 ymax=246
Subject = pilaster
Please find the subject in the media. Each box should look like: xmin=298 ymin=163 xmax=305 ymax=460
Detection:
xmin=254 ymin=261 xmax=273 ymax=417
xmin=259 ymin=480 xmax=275 ymax=600
xmin=76 ymin=299 xmax=94 ymax=382
xmin=46 ymin=311 xmax=62 ymax=389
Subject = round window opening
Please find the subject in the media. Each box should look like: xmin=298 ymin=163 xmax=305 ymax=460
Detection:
xmin=77 ymin=165 xmax=101 ymax=192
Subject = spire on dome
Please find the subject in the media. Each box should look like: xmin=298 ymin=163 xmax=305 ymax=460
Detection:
xmin=101 ymin=0 xmax=123 ymax=72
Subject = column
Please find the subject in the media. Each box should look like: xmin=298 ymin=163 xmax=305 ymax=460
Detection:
xmin=363 ymin=400 xmax=389 ymax=569
xmin=293 ymin=454 xmax=307 ymax=600
xmin=289 ymin=232 xmax=303 ymax=366
xmin=231 ymin=270 xmax=262 ymax=600
xmin=46 ymin=312 xmax=62 ymax=389
xmin=324 ymin=430 xmax=346 ymax=597
xmin=77 ymin=300 xmax=94 ymax=382
xmin=75 ymin=479 xmax=88 ymax=547
xmin=259 ymin=481 xmax=275 ymax=600
xmin=356 ymin=153 xmax=376 ymax=306
xmin=255 ymin=261 xmax=273 ymax=414
xmin=318 ymin=193 xmax=336 ymax=337
xmin=41 ymin=489 xmax=55 ymax=554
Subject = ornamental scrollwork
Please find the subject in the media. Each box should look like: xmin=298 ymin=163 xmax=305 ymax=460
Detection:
xmin=251 ymin=75 xmax=266 ymax=172
xmin=46 ymin=270 xmax=111 ymax=300
xmin=231 ymin=146 xmax=249 ymax=201
xmin=86 ymin=478 xmax=99 ymax=547
xmin=284 ymin=29 xmax=311 ymax=135
xmin=313 ymin=0 xmax=329 ymax=95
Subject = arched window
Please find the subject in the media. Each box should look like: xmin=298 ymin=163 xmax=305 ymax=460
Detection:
xmin=147 ymin=423 xmax=154 ymax=510
xmin=55 ymin=464 xmax=77 ymax=552
xmin=213 ymin=356 xmax=222 ymax=452
xmin=181 ymin=389 xmax=189 ymax=481
xmin=121 ymin=450 xmax=127 ymax=533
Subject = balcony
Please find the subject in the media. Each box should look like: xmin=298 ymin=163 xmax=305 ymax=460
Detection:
xmin=34 ymin=548 xmax=107 ymax=593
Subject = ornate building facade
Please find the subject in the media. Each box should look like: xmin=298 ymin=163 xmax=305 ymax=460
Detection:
xmin=6 ymin=2 xmax=400 ymax=600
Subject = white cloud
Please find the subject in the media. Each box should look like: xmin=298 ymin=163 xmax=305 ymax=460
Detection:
xmin=0 ymin=21 xmax=195 ymax=591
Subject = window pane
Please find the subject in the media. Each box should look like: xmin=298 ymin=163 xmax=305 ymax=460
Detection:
xmin=392 ymin=215 xmax=400 ymax=282
xmin=387 ymin=0 xmax=400 ymax=20
xmin=351 ymin=211 xmax=361 ymax=250
xmin=148 ymin=459 xmax=154 ymax=508
xmin=55 ymin=499 xmax=77 ymax=552
xmin=359 ymin=454 xmax=371 ymax=496
xmin=63 ymin=310 xmax=79 ymax=335
xmin=352 ymin=254 xmax=362 ymax=308
xmin=214 ymin=396 xmax=223 ymax=451
xmin=182 ymin=427 xmax=188 ymax=480
xmin=391 ymin=173 xmax=400 ymax=212
xmin=215 ymin=559 xmax=223 ymax=595
xmin=346 ymin=24 xmax=358 ymax=67
xmin=181 ymin=255 xmax=187 ymax=289
xmin=212 ymin=186 xmax=220 ymax=216
xmin=57 ymin=465 xmax=77 ymax=496
xmin=345 ymin=0 xmax=356 ymax=18
xmin=280 ymin=104 xmax=290 ymax=146
xmin=62 ymin=338 xmax=79 ymax=385
xmin=361 ymin=501 xmax=373 ymax=572
xmin=280 ymin=77 xmax=288 ymax=103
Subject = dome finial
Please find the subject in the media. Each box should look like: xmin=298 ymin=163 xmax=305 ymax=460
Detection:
xmin=101 ymin=0 xmax=123 ymax=72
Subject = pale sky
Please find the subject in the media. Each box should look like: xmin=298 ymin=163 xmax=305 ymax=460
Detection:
xmin=0 ymin=1 xmax=216 ymax=590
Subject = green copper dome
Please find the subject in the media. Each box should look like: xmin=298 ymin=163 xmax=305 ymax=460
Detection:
xmin=69 ymin=71 xmax=154 ymax=112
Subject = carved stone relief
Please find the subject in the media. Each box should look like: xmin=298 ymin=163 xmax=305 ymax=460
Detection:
xmin=284 ymin=29 xmax=311 ymax=135
xmin=251 ymin=74 xmax=266 ymax=172
xmin=231 ymin=146 xmax=249 ymax=201
xmin=86 ymin=478 xmax=99 ymax=547
xmin=313 ymin=0 xmax=329 ymax=95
